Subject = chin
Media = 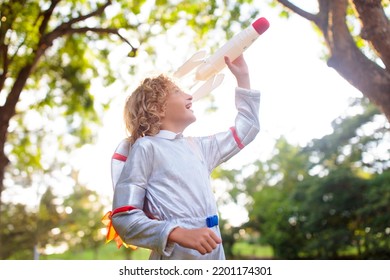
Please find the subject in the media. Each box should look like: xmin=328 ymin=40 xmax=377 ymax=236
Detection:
xmin=185 ymin=116 xmax=196 ymax=127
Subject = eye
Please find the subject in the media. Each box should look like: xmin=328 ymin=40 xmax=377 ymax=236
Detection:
xmin=174 ymin=89 xmax=183 ymax=95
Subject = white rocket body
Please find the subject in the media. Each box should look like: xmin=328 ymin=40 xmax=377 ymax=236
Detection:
xmin=174 ymin=17 xmax=269 ymax=101
xmin=195 ymin=25 xmax=261 ymax=81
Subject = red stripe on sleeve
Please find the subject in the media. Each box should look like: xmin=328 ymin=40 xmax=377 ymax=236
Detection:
xmin=111 ymin=205 xmax=137 ymax=216
xmin=230 ymin=127 xmax=245 ymax=149
xmin=112 ymin=153 xmax=127 ymax=162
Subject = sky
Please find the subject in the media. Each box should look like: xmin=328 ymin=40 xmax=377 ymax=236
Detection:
xmin=70 ymin=3 xmax=362 ymax=226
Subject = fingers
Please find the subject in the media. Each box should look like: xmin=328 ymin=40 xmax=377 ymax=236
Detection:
xmin=224 ymin=56 xmax=233 ymax=71
xmin=170 ymin=227 xmax=223 ymax=255
xmin=224 ymin=55 xmax=248 ymax=75
xmin=225 ymin=54 xmax=245 ymax=65
xmin=196 ymin=241 xmax=215 ymax=255
xmin=224 ymin=55 xmax=231 ymax=64
xmin=198 ymin=241 xmax=214 ymax=255
xmin=210 ymin=229 xmax=222 ymax=244
xmin=196 ymin=229 xmax=222 ymax=255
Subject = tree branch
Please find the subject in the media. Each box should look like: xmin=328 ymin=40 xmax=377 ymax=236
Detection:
xmin=60 ymin=0 xmax=112 ymax=29
xmin=279 ymin=0 xmax=390 ymax=120
xmin=0 ymin=1 xmax=13 ymax=94
xmin=276 ymin=0 xmax=319 ymax=23
xmin=38 ymin=0 xmax=61 ymax=35
xmin=352 ymin=0 xmax=390 ymax=69
xmin=0 ymin=44 xmax=8 ymax=94
xmin=2 ymin=1 xmax=115 ymax=120
xmin=323 ymin=1 xmax=390 ymax=121
xmin=39 ymin=1 xmax=113 ymax=52
xmin=66 ymin=27 xmax=136 ymax=50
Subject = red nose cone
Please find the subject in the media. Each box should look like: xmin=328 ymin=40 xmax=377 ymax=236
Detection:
xmin=252 ymin=17 xmax=270 ymax=35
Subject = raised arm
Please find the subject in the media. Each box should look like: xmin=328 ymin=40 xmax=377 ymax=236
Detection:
xmin=196 ymin=54 xmax=261 ymax=171
xmin=224 ymin=54 xmax=250 ymax=89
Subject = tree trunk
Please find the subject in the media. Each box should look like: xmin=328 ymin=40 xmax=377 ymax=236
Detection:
xmin=0 ymin=0 xmax=116 ymax=259
xmin=0 ymin=65 xmax=34 ymax=259
xmin=277 ymin=0 xmax=390 ymax=122
xmin=323 ymin=0 xmax=390 ymax=121
xmin=0 ymin=132 xmax=7 ymax=259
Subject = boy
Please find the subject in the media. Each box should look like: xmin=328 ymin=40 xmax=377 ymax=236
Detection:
xmin=111 ymin=55 xmax=260 ymax=259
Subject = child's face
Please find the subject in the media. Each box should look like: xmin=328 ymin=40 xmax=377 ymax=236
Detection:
xmin=161 ymin=85 xmax=196 ymax=132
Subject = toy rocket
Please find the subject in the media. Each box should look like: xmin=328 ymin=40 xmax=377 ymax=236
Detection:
xmin=174 ymin=17 xmax=270 ymax=101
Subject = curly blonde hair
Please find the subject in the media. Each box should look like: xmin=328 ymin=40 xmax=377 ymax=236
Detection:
xmin=124 ymin=74 xmax=175 ymax=144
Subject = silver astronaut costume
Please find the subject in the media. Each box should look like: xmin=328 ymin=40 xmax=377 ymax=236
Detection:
xmin=112 ymin=87 xmax=260 ymax=260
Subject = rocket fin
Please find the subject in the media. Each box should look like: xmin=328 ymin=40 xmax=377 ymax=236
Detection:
xmin=173 ymin=50 xmax=207 ymax=78
xmin=192 ymin=73 xmax=224 ymax=101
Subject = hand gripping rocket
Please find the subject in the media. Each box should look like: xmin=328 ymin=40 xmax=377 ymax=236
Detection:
xmin=174 ymin=17 xmax=270 ymax=101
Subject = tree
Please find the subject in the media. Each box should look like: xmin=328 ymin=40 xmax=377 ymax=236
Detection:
xmin=35 ymin=187 xmax=63 ymax=258
xmin=211 ymin=97 xmax=389 ymax=259
xmin=59 ymin=183 xmax=106 ymax=260
xmin=359 ymin=170 xmax=390 ymax=259
xmin=294 ymin=169 xmax=368 ymax=259
xmin=212 ymin=137 xmax=311 ymax=259
xmin=0 ymin=0 xmax=259 ymax=258
xmin=0 ymin=187 xmax=62 ymax=259
xmin=247 ymin=138 xmax=310 ymax=259
xmin=246 ymin=98 xmax=390 ymax=259
xmin=273 ymin=0 xmax=390 ymax=121
xmin=0 ymin=202 xmax=37 ymax=259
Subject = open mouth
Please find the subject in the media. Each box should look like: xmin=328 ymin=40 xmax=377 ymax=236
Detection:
xmin=185 ymin=103 xmax=192 ymax=110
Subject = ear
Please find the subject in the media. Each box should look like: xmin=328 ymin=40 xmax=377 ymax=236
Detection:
xmin=159 ymin=103 xmax=167 ymax=118
xmin=159 ymin=108 xmax=166 ymax=118
xmin=159 ymin=113 xmax=166 ymax=130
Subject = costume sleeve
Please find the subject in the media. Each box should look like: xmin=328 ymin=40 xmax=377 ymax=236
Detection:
xmin=111 ymin=141 xmax=178 ymax=257
xmin=198 ymin=87 xmax=260 ymax=172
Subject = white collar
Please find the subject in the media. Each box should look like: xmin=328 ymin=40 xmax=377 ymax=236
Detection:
xmin=154 ymin=130 xmax=183 ymax=140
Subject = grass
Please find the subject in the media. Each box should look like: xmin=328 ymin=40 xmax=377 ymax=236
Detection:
xmin=42 ymin=242 xmax=150 ymax=260
xmin=41 ymin=242 xmax=274 ymax=260
xmin=232 ymin=242 xmax=274 ymax=259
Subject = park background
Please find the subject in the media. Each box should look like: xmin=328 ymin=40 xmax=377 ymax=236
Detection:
xmin=0 ymin=0 xmax=389 ymax=260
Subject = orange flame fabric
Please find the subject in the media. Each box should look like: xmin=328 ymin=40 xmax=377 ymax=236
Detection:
xmin=101 ymin=210 xmax=137 ymax=250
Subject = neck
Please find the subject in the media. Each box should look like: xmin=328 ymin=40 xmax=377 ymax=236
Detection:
xmin=160 ymin=123 xmax=185 ymax=134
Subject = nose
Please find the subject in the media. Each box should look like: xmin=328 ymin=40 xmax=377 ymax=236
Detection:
xmin=185 ymin=93 xmax=193 ymax=100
